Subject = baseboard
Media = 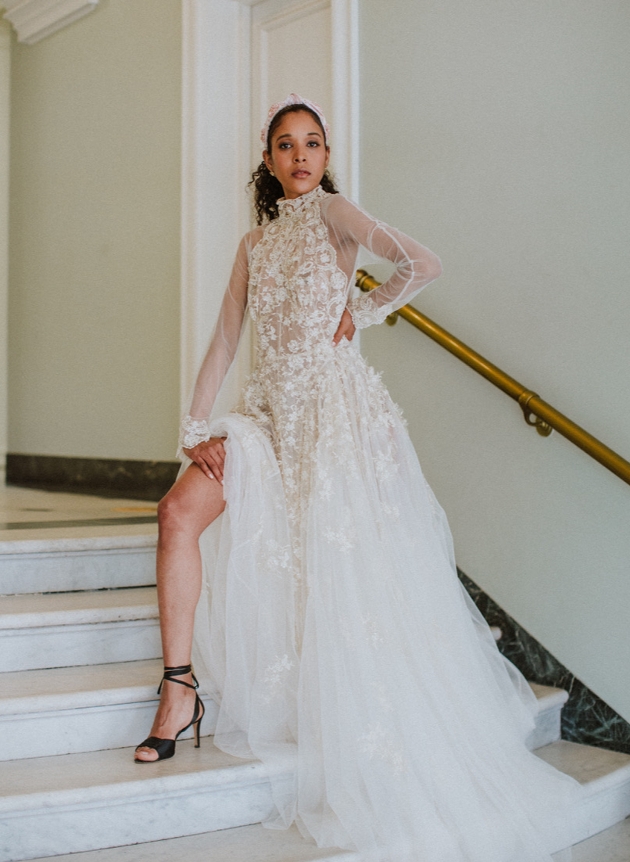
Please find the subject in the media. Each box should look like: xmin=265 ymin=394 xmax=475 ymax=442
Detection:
xmin=458 ymin=569 xmax=630 ymax=756
xmin=6 ymin=453 xmax=180 ymax=501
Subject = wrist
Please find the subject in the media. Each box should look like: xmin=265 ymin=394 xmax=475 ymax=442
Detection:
xmin=346 ymin=294 xmax=394 ymax=329
xmin=178 ymin=416 xmax=211 ymax=451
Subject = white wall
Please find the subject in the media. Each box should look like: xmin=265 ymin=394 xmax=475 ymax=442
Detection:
xmin=0 ymin=20 xmax=9 ymax=482
xmin=359 ymin=0 xmax=630 ymax=721
xmin=9 ymin=0 xmax=182 ymax=461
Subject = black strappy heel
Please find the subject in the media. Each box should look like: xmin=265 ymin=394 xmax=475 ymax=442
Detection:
xmin=134 ymin=664 xmax=205 ymax=763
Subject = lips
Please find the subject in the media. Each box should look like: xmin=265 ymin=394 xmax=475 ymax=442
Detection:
xmin=292 ymin=170 xmax=311 ymax=178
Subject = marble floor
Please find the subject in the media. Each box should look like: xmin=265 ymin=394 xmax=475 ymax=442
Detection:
xmin=0 ymin=486 xmax=158 ymax=543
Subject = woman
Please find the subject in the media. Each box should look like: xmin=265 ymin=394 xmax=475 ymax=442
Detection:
xmin=135 ymin=94 xmax=581 ymax=862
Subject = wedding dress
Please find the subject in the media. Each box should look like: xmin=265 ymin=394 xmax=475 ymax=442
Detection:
xmin=181 ymin=185 xmax=582 ymax=862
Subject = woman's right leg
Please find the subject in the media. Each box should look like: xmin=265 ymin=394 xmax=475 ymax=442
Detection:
xmin=135 ymin=463 xmax=225 ymax=762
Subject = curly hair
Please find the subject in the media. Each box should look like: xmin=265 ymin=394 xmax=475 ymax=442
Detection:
xmin=248 ymin=104 xmax=339 ymax=225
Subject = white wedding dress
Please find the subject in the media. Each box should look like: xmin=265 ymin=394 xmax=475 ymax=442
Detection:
xmin=181 ymin=186 xmax=582 ymax=862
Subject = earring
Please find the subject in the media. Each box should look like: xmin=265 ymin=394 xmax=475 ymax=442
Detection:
xmin=269 ymin=169 xmax=275 ymax=176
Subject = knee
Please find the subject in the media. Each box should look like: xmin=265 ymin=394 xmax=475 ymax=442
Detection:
xmin=157 ymin=492 xmax=188 ymax=534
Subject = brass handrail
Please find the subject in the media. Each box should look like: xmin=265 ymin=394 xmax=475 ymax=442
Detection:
xmin=356 ymin=269 xmax=630 ymax=486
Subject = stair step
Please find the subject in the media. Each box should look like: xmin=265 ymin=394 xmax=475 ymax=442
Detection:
xmin=527 ymin=683 xmax=569 ymax=751
xmin=1 ymin=740 xmax=629 ymax=862
xmin=20 ymin=817 xmax=630 ymax=862
xmin=0 ymin=664 xmax=566 ymax=761
xmin=0 ymin=533 xmax=157 ymax=595
xmin=0 ymin=659 xmax=218 ymax=761
xmin=0 ymin=588 xmax=160 ymax=671
xmin=536 ymin=741 xmax=630 ymax=844
xmin=23 ymin=824 xmax=359 ymax=862
xmin=563 ymin=816 xmax=630 ymax=861
xmin=0 ymin=743 xmax=288 ymax=862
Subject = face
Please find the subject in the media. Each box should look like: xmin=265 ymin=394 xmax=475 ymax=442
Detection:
xmin=263 ymin=110 xmax=330 ymax=200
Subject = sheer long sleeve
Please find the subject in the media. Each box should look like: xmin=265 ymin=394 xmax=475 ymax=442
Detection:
xmin=321 ymin=194 xmax=442 ymax=328
xmin=178 ymin=232 xmax=253 ymax=454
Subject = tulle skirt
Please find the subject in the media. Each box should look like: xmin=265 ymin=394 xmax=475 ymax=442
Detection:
xmin=190 ymin=344 xmax=582 ymax=862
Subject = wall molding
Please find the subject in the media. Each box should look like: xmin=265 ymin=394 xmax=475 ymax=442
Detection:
xmin=180 ymin=0 xmax=359 ymax=414
xmin=180 ymin=0 xmax=252 ymax=416
xmin=2 ymin=0 xmax=98 ymax=45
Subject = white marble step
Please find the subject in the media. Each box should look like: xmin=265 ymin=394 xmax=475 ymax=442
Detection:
xmin=0 ymin=661 xmax=566 ymax=762
xmin=2 ymin=740 xmax=630 ymax=862
xmin=527 ymin=683 xmax=568 ymax=750
xmin=0 ymin=659 xmax=218 ymax=761
xmin=0 ymin=587 xmax=161 ymax=672
xmin=23 ymin=824 xmax=359 ymax=862
xmin=536 ymin=741 xmax=630 ymax=845
xmin=0 ymin=742 xmax=290 ymax=862
xmin=0 ymin=533 xmax=157 ymax=595
xmin=19 ymin=817 xmax=630 ymax=862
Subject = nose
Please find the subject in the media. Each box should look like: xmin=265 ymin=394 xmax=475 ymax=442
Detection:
xmin=293 ymin=149 xmax=306 ymax=162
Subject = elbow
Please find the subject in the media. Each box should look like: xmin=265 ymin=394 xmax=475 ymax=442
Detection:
xmin=413 ymin=252 xmax=442 ymax=285
xmin=427 ymin=253 xmax=443 ymax=282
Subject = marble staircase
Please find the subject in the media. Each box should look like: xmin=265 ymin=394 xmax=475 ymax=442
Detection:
xmin=1 ymin=493 xmax=629 ymax=862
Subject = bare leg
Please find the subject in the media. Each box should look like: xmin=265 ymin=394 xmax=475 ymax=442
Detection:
xmin=135 ymin=463 xmax=225 ymax=761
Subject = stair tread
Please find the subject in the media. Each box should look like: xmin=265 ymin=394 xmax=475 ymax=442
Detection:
xmin=0 ymin=742 xmax=280 ymax=811
xmin=0 ymin=587 xmax=157 ymax=628
xmin=536 ymin=740 xmax=630 ymax=791
xmin=23 ymin=824 xmax=358 ymax=862
xmin=528 ymin=682 xmax=570 ymax=710
xmin=0 ymin=658 xmax=164 ymax=714
xmin=21 ymin=816 xmax=630 ymax=862
xmin=0 ymin=529 xmax=157 ymax=553
xmin=0 ymin=660 xmax=566 ymax=716
xmin=4 ymin=738 xmax=629 ymax=811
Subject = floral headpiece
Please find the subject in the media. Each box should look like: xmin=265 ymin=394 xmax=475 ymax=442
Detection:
xmin=260 ymin=93 xmax=330 ymax=148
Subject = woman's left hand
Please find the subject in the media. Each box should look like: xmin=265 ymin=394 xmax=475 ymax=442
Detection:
xmin=333 ymin=308 xmax=356 ymax=345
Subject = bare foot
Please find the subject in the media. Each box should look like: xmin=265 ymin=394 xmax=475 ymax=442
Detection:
xmin=134 ymin=671 xmax=198 ymax=762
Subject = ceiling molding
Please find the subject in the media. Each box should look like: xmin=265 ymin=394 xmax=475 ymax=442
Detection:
xmin=3 ymin=0 xmax=98 ymax=45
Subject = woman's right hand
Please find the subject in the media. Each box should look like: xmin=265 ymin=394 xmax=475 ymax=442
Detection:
xmin=182 ymin=436 xmax=227 ymax=483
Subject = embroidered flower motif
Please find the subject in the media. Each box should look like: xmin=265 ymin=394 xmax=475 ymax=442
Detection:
xmin=263 ymin=654 xmax=295 ymax=702
xmin=359 ymin=722 xmax=405 ymax=775
xmin=184 ymin=185 xmax=408 ymax=645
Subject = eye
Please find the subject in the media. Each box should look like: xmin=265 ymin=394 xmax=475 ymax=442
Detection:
xmin=307 ymin=140 xmax=320 ymax=147
xmin=278 ymin=141 xmax=292 ymax=149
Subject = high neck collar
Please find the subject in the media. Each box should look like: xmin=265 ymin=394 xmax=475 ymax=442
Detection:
xmin=277 ymin=184 xmax=327 ymax=216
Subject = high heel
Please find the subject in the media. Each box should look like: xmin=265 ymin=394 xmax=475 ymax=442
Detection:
xmin=134 ymin=664 xmax=205 ymax=763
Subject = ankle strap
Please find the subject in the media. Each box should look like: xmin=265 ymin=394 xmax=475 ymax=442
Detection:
xmin=164 ymin=664 xmax=192 ymax=676
xmin=157 ymin=664 xmax=199 ymax=695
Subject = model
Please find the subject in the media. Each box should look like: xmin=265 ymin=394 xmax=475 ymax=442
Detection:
xmin=135 ymin=94 xmax=582 ymax=862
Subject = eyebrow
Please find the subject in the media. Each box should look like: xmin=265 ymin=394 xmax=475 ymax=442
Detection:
xmin=275 ymin=131 xmax=323 ymax=141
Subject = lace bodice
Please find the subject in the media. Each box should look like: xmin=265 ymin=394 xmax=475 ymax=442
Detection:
xmin=179 ymin=185 xmax=442 ymax=450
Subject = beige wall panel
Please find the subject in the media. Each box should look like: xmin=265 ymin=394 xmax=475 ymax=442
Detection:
xmin=360 ymin=0 xmax=630 ymax=720
xmin=252 ymin=0 xmax=332 ymax=166
xmin=265 ymin=9 xmax=331 ymax=107
xmin=9 ymin=0 xmax=181 ymax=461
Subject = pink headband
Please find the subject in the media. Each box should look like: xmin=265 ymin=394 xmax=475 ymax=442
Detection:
xmin=261 ymin=93 xmax=330 ymax=148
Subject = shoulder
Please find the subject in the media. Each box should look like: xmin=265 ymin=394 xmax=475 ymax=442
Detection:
xmin=320 ymin=192 xmax=381 ymax=236
xmin=238 ymin=226 xmax=265 ymax=257
xmin=321 ymin=192 xmax=377 ymax=221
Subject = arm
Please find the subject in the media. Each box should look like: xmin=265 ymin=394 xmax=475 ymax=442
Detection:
xmin=178 ymin=233 xmax=250 ymax=457
xmin=323 ymin=195 xmax=443 ymax=329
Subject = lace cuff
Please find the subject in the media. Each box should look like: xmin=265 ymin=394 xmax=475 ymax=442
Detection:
xmin=347 ymin=294 xmax=395 ymax=329
xmin=178 ymin=415 xmax=211 ymax=457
